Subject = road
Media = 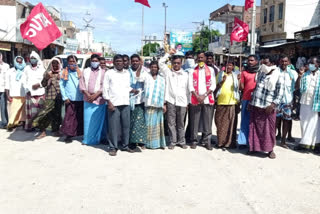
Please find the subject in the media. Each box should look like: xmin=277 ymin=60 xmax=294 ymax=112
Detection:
xmin=0 ymin=120 xmax=319 ymax=214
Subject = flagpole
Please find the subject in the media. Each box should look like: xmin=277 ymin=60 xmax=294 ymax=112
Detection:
xmin=250 ymin=0 xmax=256 ymax=54
xmin=141 ymin=5 xmax=144 ymax=56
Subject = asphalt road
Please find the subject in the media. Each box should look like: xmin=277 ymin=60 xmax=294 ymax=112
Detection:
xmin=0 ymin=120 xmax=319 ymax=214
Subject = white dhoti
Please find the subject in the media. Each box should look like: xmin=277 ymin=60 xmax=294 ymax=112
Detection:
xmin=299 ymin=104 xmax=320 ymax=149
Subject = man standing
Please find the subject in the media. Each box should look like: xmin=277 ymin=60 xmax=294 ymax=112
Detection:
xmin=276 ymin=55 xmax=298 ymax=149
xmin=60 ymin=55 xmax=84 ymax=143
xmin=159 ymin=49 xmax=189 ymax=149
xmin=0 ymin=53 xmax=9 ymax=129
xmin=205 ymin=52 xmax=220 ymax=76
xmin=103 ymin=54 xmax=136 ymax=156
xmin=24 ymin=51 xmax=46 ymax=131
xmin=248 ymin=57 xmax=284 ymax=159
xmin=128 ymin=54 xmax=148 ymax=150
xmin=295 ymin=57 xmax=320 ymax=152
xmin=189 ymin=51 xmax=216 ymax=150
xmin=237 ymin=55 xmax=258 ymax=148
xmin=80 ymin=54 xmax=106 ymax=145
xmin=123 ymin=54 xmax=130 ymax=70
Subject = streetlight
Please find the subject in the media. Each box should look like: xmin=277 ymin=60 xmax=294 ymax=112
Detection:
xmin=162 ymin=3 xmax=168 ymax=35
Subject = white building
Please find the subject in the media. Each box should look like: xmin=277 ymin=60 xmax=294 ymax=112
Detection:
xmin=260 ymin=0 xmax=320 ymax=45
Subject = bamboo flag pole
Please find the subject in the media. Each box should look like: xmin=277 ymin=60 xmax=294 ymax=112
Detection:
xmin=141 ymin=5 xmax=144 ymax=56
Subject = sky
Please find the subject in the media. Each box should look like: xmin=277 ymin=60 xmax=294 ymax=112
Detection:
xmin=29 ymin=0 xmax=249 ymax=55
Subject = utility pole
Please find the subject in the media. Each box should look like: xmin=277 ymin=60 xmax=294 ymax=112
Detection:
xmin=141 ymin=6 xmax=144 ymax=56
xmin=192 ymin=21 xmax=205 ymax=51
xmin=83 ymin=11 xmax=94 ymax=53
xmin=250 ymin=0 xmax=256 ymax=54
xmin=162 ymin=3 xmax=168 ymax=35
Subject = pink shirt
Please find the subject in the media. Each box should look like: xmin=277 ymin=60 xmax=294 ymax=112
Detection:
xmin=79 ymin=68 xmax=105 ymax=105
xmin=240 ymin=71 xmax=257 ymax=101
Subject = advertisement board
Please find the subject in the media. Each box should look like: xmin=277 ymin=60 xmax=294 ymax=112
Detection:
xmin=170 ymin=32 xmax=193 ymax=55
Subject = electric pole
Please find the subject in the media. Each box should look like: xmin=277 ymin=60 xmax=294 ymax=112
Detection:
xmin=250 ymin=0 xmax=256 ymax=54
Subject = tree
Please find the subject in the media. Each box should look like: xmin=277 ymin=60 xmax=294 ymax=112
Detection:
xmin=142 ymin=43 xmax=160 ymax=56
xmin=192 ymin=26 xmax=220 ymax=53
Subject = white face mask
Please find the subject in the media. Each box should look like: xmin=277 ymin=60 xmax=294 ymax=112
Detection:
xmin=184 ymin=59 xmax=195 ymax=69
xmin=261 ymin=64 xmax=277 ymax=74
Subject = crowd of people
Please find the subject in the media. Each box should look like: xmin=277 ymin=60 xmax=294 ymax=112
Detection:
xmin=0 ymin=49 xmax=319 ymax=158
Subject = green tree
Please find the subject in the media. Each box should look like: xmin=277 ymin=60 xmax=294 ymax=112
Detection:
xmin=192 ymin=26 xmax=220 ymax=53
xmin=142 ymin=43 xmax=160 ymax=56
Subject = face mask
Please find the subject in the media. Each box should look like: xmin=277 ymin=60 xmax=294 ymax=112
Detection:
xmin=309 ymin=64 xmax=316 ymax=71
xmin=184 ymin=59 xmax=195 ymax=69
xmin=30 ymin=59 xmax=38 ymax=65
xmin=68 ymin=64 xmax=77 ymax=71
xmin=91 ymin=62 xmax=100 ymax=69
xmin=15 ymin=63 xmax=25 ymax=70
xmin=199 ymin=62 xmax=205 ymax=68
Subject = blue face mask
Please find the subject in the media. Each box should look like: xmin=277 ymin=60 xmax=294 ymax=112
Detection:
xmin=68 ymin=64 xmax=77 ymax=71
xmin=15 ymin=63 xmax=25 ymax=70
xmin=309 ymin=64 xmax=316 ymax=72
xmin=30 ymin=58 xmax=38 ymax=65
xmin=91 ymin=62 xmax=100 ymax=69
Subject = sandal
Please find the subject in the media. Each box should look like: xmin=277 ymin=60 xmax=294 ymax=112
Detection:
xmin=268 ymin=151 xmax=276 ymax=159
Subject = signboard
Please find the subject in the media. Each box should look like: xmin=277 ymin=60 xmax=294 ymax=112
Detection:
xmin=64 ymin=38 xmax=79 ymax=54
xmin=170 ymin=32 xmax=193 ymax=55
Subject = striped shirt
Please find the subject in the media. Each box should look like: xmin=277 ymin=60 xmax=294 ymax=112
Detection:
xmin=250 ymin=70 xmax=285 ymax=108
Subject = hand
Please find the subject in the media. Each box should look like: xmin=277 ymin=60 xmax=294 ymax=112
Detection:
xmin=108 ymin=101 xmax=115 ymax=112
xmin=169 ymin=48 xmax=176 ymax=55
xmin=7 ymin=96 xmax=12 ymax=103
xmin=46 ymin=71 xmax=53 ymax=79
xmin=131 ymin=89 xmax=139 ymax=95
xmin=32 ymin=83 xmax=40 ymax=90
xmin=163 ymin=104 xmax=167 ymax=113
xmin=237 ymin=74 xmax=241 ymax=80
xmin=65 ymin=99 xmax=71 ymax=105
xmin=265 ymin=103 xmax=276 ymax=114
xmin=222 ymin=75 xmax=227 ymax=82
xmin=197 ymin=95 xmax=206 ymax=104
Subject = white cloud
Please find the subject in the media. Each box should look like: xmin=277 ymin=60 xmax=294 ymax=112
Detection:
xmin=106 ymin=15 xmax=118 ymax=23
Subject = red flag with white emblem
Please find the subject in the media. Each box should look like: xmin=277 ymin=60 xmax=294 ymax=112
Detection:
xmin=20 ymin=3 xmax=62 ymax=50
xmin=230 ymin=17 xmax=249 ymax=45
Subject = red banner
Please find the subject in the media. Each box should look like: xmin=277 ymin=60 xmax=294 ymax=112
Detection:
xmin=135 ymin=0 xmax=151 ymax=8
xmin=20 ymin=3 xmax=62 ymax=50
xmin=245 ymin=0 xmax=254 ymax=11
xmin=230 ymin=17 xmax=249 ymax=45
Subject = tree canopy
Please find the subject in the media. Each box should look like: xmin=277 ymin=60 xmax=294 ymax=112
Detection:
xmin=192 ymin=26 xmax=220 ymax=53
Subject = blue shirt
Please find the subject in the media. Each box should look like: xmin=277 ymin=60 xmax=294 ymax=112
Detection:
xmin=59 ymin=70 xmax=83 ymax=101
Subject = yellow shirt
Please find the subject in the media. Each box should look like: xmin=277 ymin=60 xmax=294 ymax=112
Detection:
xmin=217 ymin=73 xmax=238 ymax=105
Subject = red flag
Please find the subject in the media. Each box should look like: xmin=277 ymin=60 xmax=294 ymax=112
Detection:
xmin=245 ymin=0 xmax=254 ymax=11
xmin=20 ymin=3 xmax=62 ymax=50
xmin=230 ymin=17 xmax=249 ymax=45
xmin=135 ymin=0 xmax=151 ymax=8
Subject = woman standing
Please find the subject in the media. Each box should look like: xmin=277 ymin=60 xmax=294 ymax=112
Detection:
xmin=32 ymin=58 xmax=63 ymax=139
xmin=136 ymin=61 xmax=166 ymax=149
xmin=24 ymin=51 xmax=46 ymax=132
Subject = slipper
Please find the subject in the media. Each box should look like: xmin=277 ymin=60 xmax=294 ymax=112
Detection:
xmin=268 ymin=151 xmax=276 ymax=159
xmin=280 ymin=144 xmax=289 ymax=149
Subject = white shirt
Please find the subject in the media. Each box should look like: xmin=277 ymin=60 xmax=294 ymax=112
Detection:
xmin=159 ymin=54 xmax=190 ymax=107
xmin=103 ymin=68 xmax=132 ymax=106
xmin=189 ymin=65 xmax=216 ymax=104
xmin=0 ymin=62 xmax=9 ymax=92
xmin=300 ymin=71 xmax=319 ymax=105
xmin=5 ymin=68 xmax=26 ymax=97
xmin=130 ymin=66 xmax=149 ymax=105
xmin=281 ymin=68 xmax=298 ymax=104
xmin=24 ymin=65 xmax=45 ymax=96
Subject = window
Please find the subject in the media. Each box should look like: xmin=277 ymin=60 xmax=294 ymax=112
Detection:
xmin=278 ymin=3 xmax=283 ymax=20
xmin=263 ymin=8 xmax=268 ymax=24
xmin=269 ymin=5 xmax=275 ymax=22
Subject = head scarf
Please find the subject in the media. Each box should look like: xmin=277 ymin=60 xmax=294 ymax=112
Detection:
xmin=247 ymin=63 xmax=260 ymax=73
xmin=14 ymin=56 xmax=26 ymax=81
xmin=49 ymin=57 xmax=62 ymax=73
xmin=30 ymin=51 xmax=44 ymax=69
